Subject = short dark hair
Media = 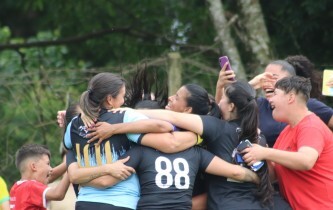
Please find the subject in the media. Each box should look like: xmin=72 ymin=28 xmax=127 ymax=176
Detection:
xmin=275 ymin=76 xmax=311 ymax=102
xmin=269 ymin=60 xmax=296 ymax=76
xmin=15 ymin=144 xmax=51 ymax=172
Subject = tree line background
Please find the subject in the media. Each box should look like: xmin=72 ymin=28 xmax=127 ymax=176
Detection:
xmin=1 ymin=0 xmax=333 ymax=185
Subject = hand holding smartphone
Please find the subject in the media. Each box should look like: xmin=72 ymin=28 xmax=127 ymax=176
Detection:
xmin=219 ymin=56 xmax=235 ymax=81
xmin=236 ymin=140 xmax=264 ymax=172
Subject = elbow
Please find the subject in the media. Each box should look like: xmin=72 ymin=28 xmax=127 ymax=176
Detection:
xmin=232 ymin=169 xmax=245 ymax=181
xmin=98 ymin=179 xmax=112 ymax=188
xmin=53 ymin=192 xmax=66 ymax=201
xmin=299 ymin=162 xmax=315 ymax=171
xmin=161 ymin=134 xmax=181 ymax=153
xmin=156 ymin=121 xmax=173 ymax=132
xmin=68 ymin=172 xmax=81 ymax=184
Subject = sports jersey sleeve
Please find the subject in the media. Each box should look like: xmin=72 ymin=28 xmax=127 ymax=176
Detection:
xmin=0 ymin=177 xmax=9 ymax=205
xmin=197 ymin=147 xmax=215 ymax=170
xmin=66 ymin=149 xmax=77 ymax=167
xmin=308 ymin=98 xmax=333 ymax=124
xmin=200 ymin=115 xmax=226 ymax=144
xmin=64 ymin=118 xmax=76 ymax=150
xmin=123 ymin=110 xmax=148 ymax=143
xmin=119 ymin=146 xmax=142 ymax=169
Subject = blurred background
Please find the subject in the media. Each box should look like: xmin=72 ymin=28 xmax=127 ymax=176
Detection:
xmin=1 ymin=0 xmax=333 ymax=185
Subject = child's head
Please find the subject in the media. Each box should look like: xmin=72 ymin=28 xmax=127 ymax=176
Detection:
xmin=15 ymin=144 xmax=52 ymax=184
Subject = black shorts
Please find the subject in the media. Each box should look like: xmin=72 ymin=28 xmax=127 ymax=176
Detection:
xmin=76 ymin=201 xmax=132 ymax=210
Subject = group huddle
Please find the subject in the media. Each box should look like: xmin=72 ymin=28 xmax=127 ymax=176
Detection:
xmin=7 ymin=55 xmax=333 ymax=210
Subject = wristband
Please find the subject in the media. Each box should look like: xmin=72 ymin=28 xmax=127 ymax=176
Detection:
xmin=196 ymin=135 xmax=203 ymax=145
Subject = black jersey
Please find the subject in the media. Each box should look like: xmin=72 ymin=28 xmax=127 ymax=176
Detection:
xmin=200 ymin=115 xmax=268 ymax=210
xmin=64 ymin=109 xmax=145 ymax=167
xmin=122 ymin=145 xmax=214 ymax=210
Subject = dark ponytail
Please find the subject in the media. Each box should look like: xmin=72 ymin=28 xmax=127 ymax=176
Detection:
xmin=226 ymin=81 xmax=274 ymax=207
xmin=184 ymin=84 xmax=221 ymax=118
xmin=80 ymin=72 xmax=125 ymax=120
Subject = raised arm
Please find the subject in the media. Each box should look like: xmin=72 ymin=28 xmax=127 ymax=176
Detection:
xmin=48 ymin=159 xmax=67 ymax=183
xmin=205 ymin=156 xmax=259 ymax=184
xmin=248 ymin=72 xmax=276 ymax=90
xmin=45 ymin=172 xmax=70 ymax=201
xmin=215 ymin=67 xmax=235 ymax=103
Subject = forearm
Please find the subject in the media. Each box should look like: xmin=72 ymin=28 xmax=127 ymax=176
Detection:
xmin=83 ymin=175 xmax=120 ymax=188
xmin=215 ymin=85 xmax=223 ymax=103
xmin=49 ymin=161 xmax=67 ymax=183
xmin=205 ymin=157 xmax=258 ymax=184
xmin=113 ymin=119 xmax=173 ymax=134
xmin=46 ymin=172 xmax=70 ymax=200
xmin=192 ymin=193 xmax=207 ymax=210
xmin=142 ymin=132 xmax=197 ymax=153
xmin=68 ymin=164 xmax=109 ymax=184
xmin=241 ymin=167 xmax=259 ymax=184
xmin=267 ymin=161 xmax=277 ymax=182
xmin=137 ymin=109 xmax=204 ymax=135
xmin=1 ymin=201 xmax=10 ymax=210
xmin=262 ymin=147 xmax=316 ymax=170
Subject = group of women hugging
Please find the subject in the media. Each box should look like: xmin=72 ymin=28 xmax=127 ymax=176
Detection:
xmin=55 ymin=55 xmax=333 ymax=210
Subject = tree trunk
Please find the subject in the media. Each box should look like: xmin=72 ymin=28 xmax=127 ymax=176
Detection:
xmin=167 ymin=52 xmax=182 ymax=95
xmin=206 ymin=0 xmax=246 ymax=80
xmin=238 ymin=0 xmax=272 ymax=73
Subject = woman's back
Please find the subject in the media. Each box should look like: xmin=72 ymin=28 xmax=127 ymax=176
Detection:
xmin=199 ymin=115 xmax=267 ymax=209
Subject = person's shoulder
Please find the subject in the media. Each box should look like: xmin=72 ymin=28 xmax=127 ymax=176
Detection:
xmin=307 ymin=98 xmax=331 ymax=109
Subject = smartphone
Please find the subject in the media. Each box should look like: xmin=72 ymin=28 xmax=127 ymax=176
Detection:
xmin=219 ymin=56 xmax=232 ymax=71
xmin=219 ymin=56 xmax=235 ymax=80
xmin=322 ymin=69 xmax=333 ymax=97
xmin=237 ymin=140 xmax=252 ymax=152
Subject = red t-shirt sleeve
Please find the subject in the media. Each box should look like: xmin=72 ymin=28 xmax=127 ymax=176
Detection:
xmin=297 ymin=126 xmax=325 ymax=155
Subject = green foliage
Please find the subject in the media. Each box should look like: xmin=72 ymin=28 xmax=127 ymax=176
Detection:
xmin=1 ymin=0 xmax=333 ymax=186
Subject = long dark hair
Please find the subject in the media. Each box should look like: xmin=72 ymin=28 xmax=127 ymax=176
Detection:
xmin=184 ymin=84 xmax=221 ymax=118
xmin=225 ymin=81 xmax=274 ymax=207
xmin=79 ymin=72 xmax=125 ymax=120
xmin=125 ymin=67 xmax=168 ymax=109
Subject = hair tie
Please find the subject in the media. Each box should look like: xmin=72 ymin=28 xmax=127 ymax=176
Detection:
xmin=247 ymin=96 xmax=255 ymax=102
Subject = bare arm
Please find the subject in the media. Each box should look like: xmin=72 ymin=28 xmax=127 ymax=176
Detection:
xmin=136 ymin=109 xmax=204 ymax=135
xmin=248 ymin=72 xmax=276 ymax=90
xmin=242 ymin=144 xmax=319 ymax=170
xmin=87 ymin=119 xmax=173 ymax=145
xmin=45 ymin=172 xmax=70 ymax=201
xmin=67 ymin=156 xmax=135 ymax=184
xmin=215 ymin=67 xmax=235 ymax=103
xmin=141 ymin=131 xmax=197 ymax=153
xmin=192 ymin=193 xmax=207 ymax=210
xmin=48 ymin=158 xmax=67 ymax=183
xmin=82 ymin=175 xmax=120 ymax=189
xmin=205 ymin=156 xmax=259 ymax=184
xmin=267 ymin=161 xmax=277 ymax=183
xmin=1 ymin=201 xmax=10 ymax=210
